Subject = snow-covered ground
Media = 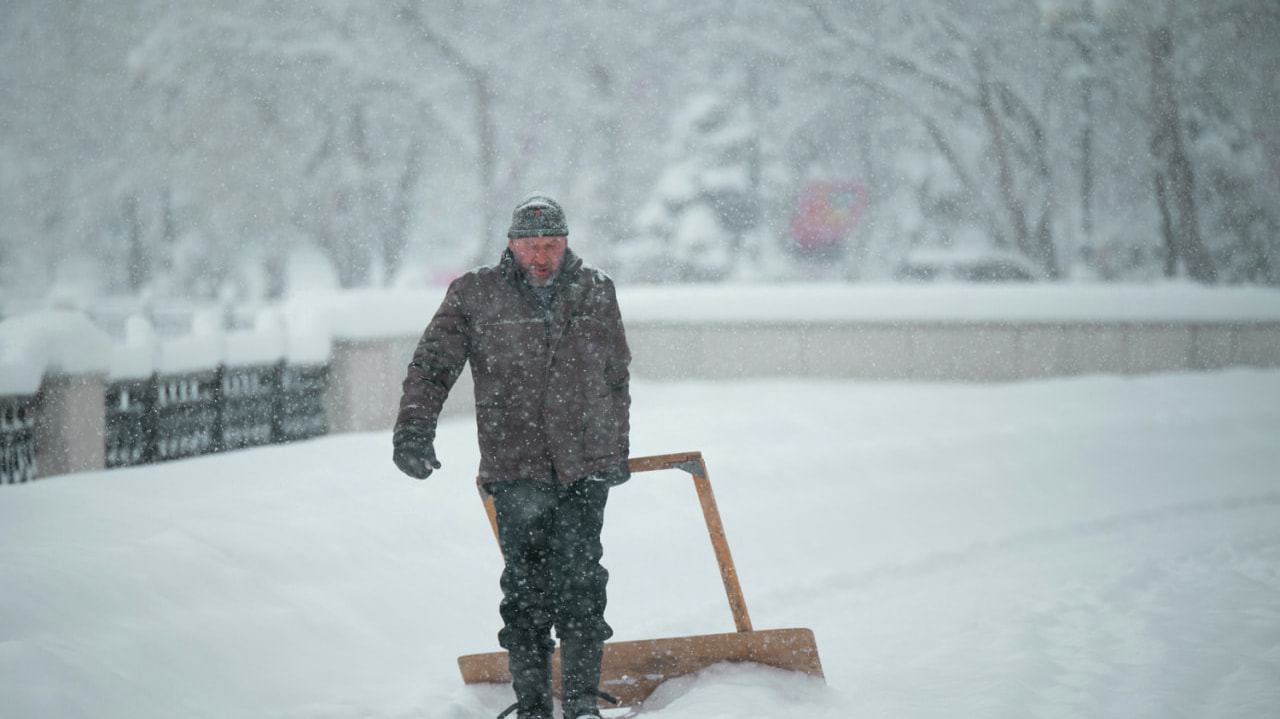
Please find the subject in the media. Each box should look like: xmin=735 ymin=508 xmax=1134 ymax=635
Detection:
xmin=3 ymin=370 xmax=1280 ymax=719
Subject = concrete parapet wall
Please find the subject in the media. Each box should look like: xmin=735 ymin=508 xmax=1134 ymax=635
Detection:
xmin=326 ymin=337 xmax=475 ymax=435
xmin=14 ymin=299 xmax=1278 ymax=479
xmin=324 ymin=320 xmax=1280 ymax=434
xmin=624 ymin=320 xmax=1280 ymax=381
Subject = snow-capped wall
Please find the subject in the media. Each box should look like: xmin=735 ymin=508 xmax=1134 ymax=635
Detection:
xmin=616 ymin=282 xmax=1280 ymax=324
xmin=5 ymin=283 xmax=1280 ymax=479
xmin=6 ymin=283 xmax=1280 ymax=395
xmin=0 ymin=311 xmax=112 ymax=396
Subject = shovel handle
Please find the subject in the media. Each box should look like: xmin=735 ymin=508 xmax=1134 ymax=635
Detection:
xmin=479 ymin=451 xmax=754 ymax=634
xmin=643 ymin=452 xmax=755 ymax=634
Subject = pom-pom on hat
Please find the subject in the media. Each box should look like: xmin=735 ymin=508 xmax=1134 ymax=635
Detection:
xmin=507 ymin=193 xmax=569 ymax=239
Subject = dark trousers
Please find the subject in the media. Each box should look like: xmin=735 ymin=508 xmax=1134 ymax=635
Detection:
xmin=490 ymin=478 xmax=612 ymax=717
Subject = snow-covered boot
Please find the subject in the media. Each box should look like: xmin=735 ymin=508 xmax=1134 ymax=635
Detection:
xmin=560 ymin=638 xmax=608 ymax=719
xmin=498 ymin=645 xmax=553 ymax=719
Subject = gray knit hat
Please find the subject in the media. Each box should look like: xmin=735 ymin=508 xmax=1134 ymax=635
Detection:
xmin=507 ymin=193 xmax=569 ymax=239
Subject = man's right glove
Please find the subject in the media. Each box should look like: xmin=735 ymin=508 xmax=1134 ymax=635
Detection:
xmin=392 ymin=428 xmax=441 ymax=480
xmin=589 ymin=457 xmax=631 ymax=487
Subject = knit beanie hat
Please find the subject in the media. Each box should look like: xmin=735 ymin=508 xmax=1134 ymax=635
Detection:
xmin=507 ymin=193 xmax=569 ymax=239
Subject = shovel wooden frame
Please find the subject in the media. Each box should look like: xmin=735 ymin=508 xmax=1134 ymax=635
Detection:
xmin=457 ymin=451 xmax=824 ymax=709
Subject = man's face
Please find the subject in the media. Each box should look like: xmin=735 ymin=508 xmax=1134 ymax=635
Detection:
xmin=509 ymin=235 xmax=567 ymax=287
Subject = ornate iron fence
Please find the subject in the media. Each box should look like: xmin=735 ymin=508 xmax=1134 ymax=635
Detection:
xmin=104 ymin=361 xmax=328 ymax=470
xmin=219 ymin=364 xmax=277 ymax=452
xmin=105 ymin=376 xmax=152 ymax=468
xmin=275 ymin=364 xmax=328 ymax=443
xmin=1 ymin=394 xmax=38 ymax=483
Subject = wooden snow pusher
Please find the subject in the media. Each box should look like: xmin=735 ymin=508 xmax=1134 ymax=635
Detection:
xmin=457 ymin=451 xmax=824 ymax=709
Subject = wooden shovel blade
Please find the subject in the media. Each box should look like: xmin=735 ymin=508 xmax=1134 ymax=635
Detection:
xmin=457 ymin=627 xmax=823 ymax=708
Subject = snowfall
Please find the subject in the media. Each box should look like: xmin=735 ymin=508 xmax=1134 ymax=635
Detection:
xmin=3 ymin=286 xmax=1280 ymax=719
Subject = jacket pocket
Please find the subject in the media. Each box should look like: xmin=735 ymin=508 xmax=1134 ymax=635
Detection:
xmin=581 ymin=391 xmax=621 ymax=461
xmin=476 ymin=398 xmax=523 ymax=465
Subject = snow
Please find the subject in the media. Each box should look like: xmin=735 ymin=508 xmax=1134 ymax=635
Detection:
xmin=284 ymin=244 xmax=343 ymax=297
xmin=617 ymin=282 xmax=1280 ymax=324
xmin=157 ymin=308 xmax=227 ymax=375
xmin=1 ymin=301 xmax=334 ymax=384
xmin=295 ymin=282 xmax=1280 ymax=340
xmin=225 ymin=309 xmax=288 ymax=368
xmin=109 ymin=314 xmax=162 ymax=381
xmin=0 ymin=310 xmax=111 ymax=394
xmin=293 ymin=288 xmax=444 ymax=343
xmin=3 ymin=370 xmax=1279 ymax=718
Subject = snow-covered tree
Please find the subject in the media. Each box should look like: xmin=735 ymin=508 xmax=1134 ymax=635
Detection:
xmin=3 ymin=0 xmax=1279 ymax=303
xmin=794 ymin=0 xmax=1063 ymax=277
xmin=628 ymin=90 xmax=767 ymax=282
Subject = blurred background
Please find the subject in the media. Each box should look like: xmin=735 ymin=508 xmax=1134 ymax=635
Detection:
xmin=2 ymin=0 xmax=1278 ymax=308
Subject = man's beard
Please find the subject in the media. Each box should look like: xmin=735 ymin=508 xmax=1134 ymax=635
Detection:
xmin=524 ymin=266 xmax=558 ymax=287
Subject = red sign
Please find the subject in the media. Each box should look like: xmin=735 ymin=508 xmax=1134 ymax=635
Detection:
xmin=789 ymin=181 xmax=868 ymax=253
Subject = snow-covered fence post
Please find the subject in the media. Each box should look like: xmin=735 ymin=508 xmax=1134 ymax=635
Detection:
xmin=325 ymin=337 xmax=411 ymax=434
xmin=313 ymin=288 xmax=472 ymax=435
xmin=324 ymin=335 xmax=476 ymax=433
xmin=107 ymin=315 xmax=161 ymax=468
xmin=34 ymin=373 xmax=107 ymax=477
xmin=0 ymin=310 xmax=112 ymax=479
xmin=273 ymin=304 xmax=333 ymax=440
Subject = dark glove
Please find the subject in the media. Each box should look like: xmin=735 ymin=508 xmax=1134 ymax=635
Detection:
xmin=590 ymin=457 xmax=631 ymax=487
xmin=392 ymin=428 xmax=441 ymax=480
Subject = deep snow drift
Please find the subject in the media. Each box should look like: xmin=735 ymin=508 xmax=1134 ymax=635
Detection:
xmin=2 ymin=371 xmax=1279 ymax=718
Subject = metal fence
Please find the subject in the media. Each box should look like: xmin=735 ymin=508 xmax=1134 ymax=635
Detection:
xmin=1 ymin=394 xmax=38 ymax=483
xmin=277 ymin=364 xmax=329 ymax=443
xmin=105 ymin=361 xmax=328 ymax=470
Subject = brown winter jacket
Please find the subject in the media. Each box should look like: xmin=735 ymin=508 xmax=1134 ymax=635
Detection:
xmin=395 ymin=248 xmax=630 ymax=485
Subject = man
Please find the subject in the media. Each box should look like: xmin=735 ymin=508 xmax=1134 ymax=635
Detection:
xmin=393 ymin=193 xmax=631 ymax=719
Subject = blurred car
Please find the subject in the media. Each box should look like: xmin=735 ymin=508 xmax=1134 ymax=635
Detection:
xmin=893 ymin=247 xmax=1041 ymax=282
